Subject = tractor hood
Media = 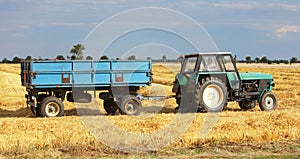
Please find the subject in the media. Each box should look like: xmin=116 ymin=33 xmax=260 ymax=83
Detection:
xmin=239 ymin=72 xmax=273 ymax=80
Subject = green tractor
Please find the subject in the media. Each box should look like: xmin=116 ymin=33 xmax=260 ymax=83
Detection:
xmin=172 ymin=52 xmax=278 ymax=112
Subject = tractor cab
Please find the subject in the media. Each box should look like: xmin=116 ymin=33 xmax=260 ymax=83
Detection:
xmin=178 ymin=52 xmax=240 ymax=91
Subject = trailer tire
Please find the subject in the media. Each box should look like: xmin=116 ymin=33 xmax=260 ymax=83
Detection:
xmin=259 ymin=91 xmax=277 ymax=111
xmin=239 ymin=100 xmax=256 ymax=110
xmin=103 ymin=100 xmax=119 ymax=115
xmin=119 ymin=95 xmax=142 ymax=116
xmin=198 ymin=77 xmax=227 ymax=112
xmin=37 ymin=96 xmax=64 ymax=117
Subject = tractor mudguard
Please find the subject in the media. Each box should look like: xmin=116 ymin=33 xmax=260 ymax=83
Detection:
xmin=258 ymin=89 xmax=268 ymax=103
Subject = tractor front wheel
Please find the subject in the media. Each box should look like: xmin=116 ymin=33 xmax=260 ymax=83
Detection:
xmin=259 ymin=92 xmax=277 ymax=111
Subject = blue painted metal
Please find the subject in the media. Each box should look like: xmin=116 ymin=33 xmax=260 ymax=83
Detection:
xmin=21 ymin=60 xmax=152 ymax=89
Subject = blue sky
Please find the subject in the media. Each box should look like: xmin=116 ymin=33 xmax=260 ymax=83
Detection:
xmin=0 ymin=0 xmax=300 ymax=60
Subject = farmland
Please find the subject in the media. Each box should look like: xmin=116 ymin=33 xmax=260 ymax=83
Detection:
xmin=0 ymin=63 xmax=300 ymax=158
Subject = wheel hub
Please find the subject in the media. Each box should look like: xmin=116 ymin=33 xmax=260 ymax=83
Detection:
xmin=46 ymin=102 xmax=59 ymax=116
xmin=126 ymin=104 xmax=134 ymax=111
xmin=265 ymin=96 xmax=274 ymax=109
xmin=49 ymin=106 xmax=55 ymax=112
xmin=203 ymin=84 xmax=223 ymax=108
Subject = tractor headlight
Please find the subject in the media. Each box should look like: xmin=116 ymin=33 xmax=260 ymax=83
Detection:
xmin=272 ymin=83 xmax=275 ymax=87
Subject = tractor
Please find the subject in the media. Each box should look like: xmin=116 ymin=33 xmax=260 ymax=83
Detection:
xmin=172 ymin=52 xmax=278 ymax=112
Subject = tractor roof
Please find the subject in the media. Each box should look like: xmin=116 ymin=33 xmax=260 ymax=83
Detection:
xmin=185 ymin=52 xmax=232 ymax=57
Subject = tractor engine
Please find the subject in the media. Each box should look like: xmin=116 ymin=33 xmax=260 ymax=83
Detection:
xmin=241 ymin=80 xmax=259 ymax=92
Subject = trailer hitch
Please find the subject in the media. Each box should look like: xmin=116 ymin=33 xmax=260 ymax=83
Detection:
xmin=136 ymin=94 xmax=176 ymax=101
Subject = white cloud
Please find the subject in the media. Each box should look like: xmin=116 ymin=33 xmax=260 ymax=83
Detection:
xmin=11 ymin=33 xmax=25 ymax=38
xmin=18 ymin=25 xmax=31 ymax=30
xmin=178 ymin=1 xmax=256 ymax=10
xmin=48 ymin=22 xmax=87 ymax=27
xmin=272 ymin=3 xmax=300 ymax=11
xmin=275 ymin=25 xmax=300 ymax=38
xmin=178 ymin=1 xmax=300 ymax=12
xmin=213 ymin=3 xmax=254 ymax=10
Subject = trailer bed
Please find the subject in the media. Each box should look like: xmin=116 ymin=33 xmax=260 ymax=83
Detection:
xmin=21 ymin=60 xmax=152 ymax=89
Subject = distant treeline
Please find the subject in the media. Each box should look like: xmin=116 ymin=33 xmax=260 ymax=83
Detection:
xmin=2 ymin=43 xmax=298 ymax=64
xmin=1 ymin=54 xmax=299 ymax=65
xmin=242 ymin=56 xmax=299 ymax=65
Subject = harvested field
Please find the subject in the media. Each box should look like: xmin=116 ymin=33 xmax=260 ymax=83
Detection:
xmin=0 ymin=63 xmax=300 ymax=158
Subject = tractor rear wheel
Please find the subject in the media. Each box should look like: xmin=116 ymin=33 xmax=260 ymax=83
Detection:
xmin=239 ymin=100 xmax=256 ymax=110
xmin=198 ymin=77 xmax=228 ymax=112
xmin=259 ymin=92 xmax=277 ymax=111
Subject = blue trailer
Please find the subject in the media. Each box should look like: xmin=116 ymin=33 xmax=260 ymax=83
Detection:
xmin=21 ymin=60 xmax=152 ymax=117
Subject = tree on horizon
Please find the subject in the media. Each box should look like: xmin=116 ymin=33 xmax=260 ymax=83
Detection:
xmin=162 ymin=55 xmax=167 ymax=62
xmin=128 ymin=55 xmax=136 ymax=60
xmin=245 ymin=56 xmax=251 ymax=64
xmin=2 ymin=58 xmax=10 ymax=63
xmin=100 ymin=55 xmax=109 ymax=60
xmin=290 ymin=57 xmax=298 ymax=64
xmin=261 ymin=56 xmax=268 ymax=63
xmin=85 ymin=56 xmax=93 ymax=60
xmin=12 ymin=56 xmax=22 ymax=63
xmin=56 ymin=55 xmax=65 ymax=60
xmin=70 ymin=44 xmax=85 ymax=60
xmin=25 ymin=55 xmax=32 ymax=61
xmin=255 ymin=57 xmax=260 ymax=63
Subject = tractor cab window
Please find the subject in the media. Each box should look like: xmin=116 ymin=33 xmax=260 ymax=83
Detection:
xmin=181 ymin=56 xmax=198 ymax=73
xmin=223 ymin=55 xmax=236 ymax=72
xmin=223 ymin=55 xmax=240 ymax=90
xmin=202 ymin=56 xmax=221 ymax=72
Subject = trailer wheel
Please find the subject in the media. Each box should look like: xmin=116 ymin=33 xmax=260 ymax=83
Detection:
xmin=119 ymin=95 xmax=142 ymax=116
xmin=103 ymin=100 xmax=119 ymax=115
xmin=37 ymin=96 xmax=64 ymax=117
xmin=238 ymin=100 xmax=256 ymax=110
xmin=198 ymin=78 xmax=227 ymax=112
xmin=259 ymin=92 xmax=277 ymax=111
